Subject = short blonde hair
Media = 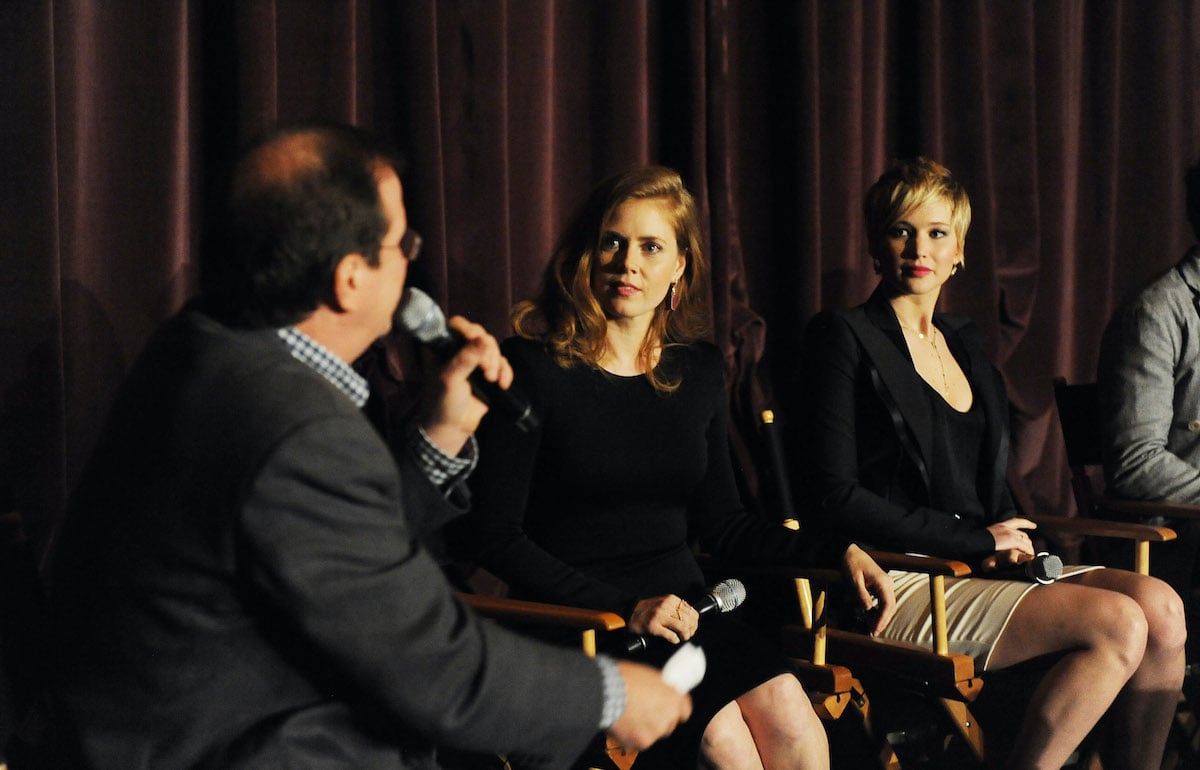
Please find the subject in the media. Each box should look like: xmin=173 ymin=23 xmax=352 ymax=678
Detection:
xmin=864 ymin=157 xmax=972 ymax=262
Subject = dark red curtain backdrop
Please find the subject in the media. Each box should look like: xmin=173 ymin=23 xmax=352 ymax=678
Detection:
xmin=3 ymin=1 xmax=1200 ymax=558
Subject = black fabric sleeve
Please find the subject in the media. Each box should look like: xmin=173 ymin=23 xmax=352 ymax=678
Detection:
xmin=450 ymin=341 xmax=639 ymax=614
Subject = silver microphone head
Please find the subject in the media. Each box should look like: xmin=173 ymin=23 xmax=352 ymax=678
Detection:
xmin=1030 ymin=552 xmax=1064 ymax=585
xmin=396 ymin=287 xmax=447 ymax=343
xmin=711 ymin=579 xmax=747 ymax=613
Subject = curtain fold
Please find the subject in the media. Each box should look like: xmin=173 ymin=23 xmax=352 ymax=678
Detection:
xmin=3 ymin=0 xmax=1199 ymax=558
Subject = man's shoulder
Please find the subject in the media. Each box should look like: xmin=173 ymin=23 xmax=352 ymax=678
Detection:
xmin=1103 ymin=256 xmax=1200 ymax=344
xmin=162 ymin=307 xmax=291 ymax=371
xmin=1127 ymin=248 xmax=1200 ymax=307
xmin=145 ymin=309 xmax=365 ymax=443
xmin=1099 ymin=251 xmax=1200 ymax=370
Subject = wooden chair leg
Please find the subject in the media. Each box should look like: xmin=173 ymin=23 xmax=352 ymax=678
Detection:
xmin=851 ymin=686 xmax=903 ymax=770
xmin=604 ymin=738 xmax=637 ymax=770
xmin=938 ymin=697 xmax=985 ymax=764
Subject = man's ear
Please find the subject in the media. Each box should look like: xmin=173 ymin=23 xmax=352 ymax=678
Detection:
xmin=331 ymin=252 xmax=369 ymax=313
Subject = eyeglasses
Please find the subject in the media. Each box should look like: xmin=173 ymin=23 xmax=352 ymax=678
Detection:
xmin=381 ymin=228 xmax=422 ymax=263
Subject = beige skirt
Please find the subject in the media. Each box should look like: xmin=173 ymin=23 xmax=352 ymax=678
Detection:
xmin=880 ymin=565 xmax=1103 ymax=670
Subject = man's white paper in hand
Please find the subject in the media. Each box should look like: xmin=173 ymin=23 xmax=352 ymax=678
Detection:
xmin=660 ymin=642 xmax=706 ymax=693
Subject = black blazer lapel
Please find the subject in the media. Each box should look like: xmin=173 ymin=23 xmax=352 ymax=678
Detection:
xmin=843 ymin=301 xmax=936 ymax=493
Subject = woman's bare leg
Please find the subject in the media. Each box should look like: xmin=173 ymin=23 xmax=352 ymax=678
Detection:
xmin=737 ymin=674 xmax=829 ymax=770
xmin=700 ymin=674 xmax=829 ymax=770
xmin=1066 ymin=570 xmax=1187 ymax=770
xmin=700 ymin=700 xmax=765 ymax=770
xmin=986 ymin=580 xmax=1148 ymax=769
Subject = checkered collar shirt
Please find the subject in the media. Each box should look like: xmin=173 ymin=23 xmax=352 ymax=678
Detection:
xmin=274 ymin=325 xmax=475 ymax=486
xmin=276 ymin=327 xmax=370 ymax=408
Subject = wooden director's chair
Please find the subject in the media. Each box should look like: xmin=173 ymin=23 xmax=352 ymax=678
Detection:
xmin=736 ymin=408 xmax=1178 ymax=769
xmin=1053 ymin=376 xmax=1200 ymax=767
xmin=459 ymin=552 xmax=894 ymax=769
xmin=457 ymin=591 xmax=634 ymax=770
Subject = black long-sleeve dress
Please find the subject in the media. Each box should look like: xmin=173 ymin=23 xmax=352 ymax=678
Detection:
xmin=454 ymin=336 xmax=847 ymax=766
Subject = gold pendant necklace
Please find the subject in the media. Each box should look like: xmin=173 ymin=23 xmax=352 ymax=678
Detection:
xmin=899 ymin=323 xmax=950 ymax=396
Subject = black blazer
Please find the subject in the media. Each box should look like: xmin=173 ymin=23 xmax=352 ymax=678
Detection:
xmin=794 ymin=289 xmax=1010 ymax=560
xmin=45 ymin=306 xmax=603 ymax=769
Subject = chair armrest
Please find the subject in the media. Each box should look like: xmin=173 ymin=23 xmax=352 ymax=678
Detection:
xmin=700 ymin=549 xmax=970 ymax=660
xmin=698 ymin=550 xmax=971 ymax=584
xmin=458 ymin=592 xmax=626 ymax=632
xmin=1027 ymin=514 xmax=1176 ymax=543
xmin=804 ymin=627 xmax=983 ymax=702
xmin=863 ymin=550 xmax=973 ymax=577
xmin=1027 ymin=513 xmax=1176 ymax=575
xmin=1097 ymin=496 xmax=1200 ymax=521
xmin=859 ymin=551 xmax=971 ymax=658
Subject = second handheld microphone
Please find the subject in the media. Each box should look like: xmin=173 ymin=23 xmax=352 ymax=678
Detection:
xmin=625 ymin=578 xmax=747 ymax=653
xmin=987 ymin=551 xmax=1063 ymax=585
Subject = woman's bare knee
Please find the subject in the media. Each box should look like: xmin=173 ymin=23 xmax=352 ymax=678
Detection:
xmin=701 ymin=701 xmax=763 ymax=770
xmin=1094 ymin=592 xmax=1150 ymax=672
xmin=739 ymin=675 xmax=824 ymax=742
xmin=703 ymin=701 xmax=748 ymax=745
xmin=1074 ymin=571 xmax=1182 ymax=659
xmin=1132 ymin=576 xmax=1187 ymax=655
xmin=992 ymin=582 xmax=1146 ymax=672
xmin=732 ymin=675 xmax=829 ymax=770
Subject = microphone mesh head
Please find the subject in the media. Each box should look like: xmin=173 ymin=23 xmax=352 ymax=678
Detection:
xmin=1034 ymin=553 xmax=1064 ymax=583
xmin=712 ymin=579 xmax=747 ymax=612
xmin=396 ymin=287 xmax=447 ymax=343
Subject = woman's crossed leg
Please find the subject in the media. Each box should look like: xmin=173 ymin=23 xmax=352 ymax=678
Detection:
xmin=987 ymin=570 xmax=1184 ymax=770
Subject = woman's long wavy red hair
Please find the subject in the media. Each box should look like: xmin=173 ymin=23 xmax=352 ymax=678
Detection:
xmin=513 ymin=166 xmax=709 ymax=392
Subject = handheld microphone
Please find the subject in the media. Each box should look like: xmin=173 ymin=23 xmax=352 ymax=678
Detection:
xmin=396 ymin=287 xmax=539 ymax=432
xmin=988 ymin=551 xmax=1063 ymax=585
xmin=625 ymin=579 xmax=747 ymax=653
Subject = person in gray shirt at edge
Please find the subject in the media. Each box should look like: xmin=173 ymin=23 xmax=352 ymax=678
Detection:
xmin=1098 ymin=159 xmax=1200 ymax=653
